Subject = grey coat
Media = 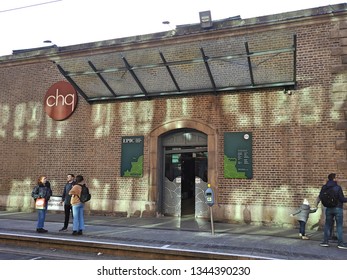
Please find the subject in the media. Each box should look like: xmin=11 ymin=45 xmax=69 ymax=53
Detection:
xmin=292 ymin=204 xmax=316 ymax=223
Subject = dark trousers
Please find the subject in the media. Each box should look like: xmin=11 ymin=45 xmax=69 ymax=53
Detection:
xmin=63 ymin=204 xmax=73 ymax=228
xmin=324 ymin=207 xmax=343 ymax=245
xmin=298 ymin=220 xmax=306 ymax=236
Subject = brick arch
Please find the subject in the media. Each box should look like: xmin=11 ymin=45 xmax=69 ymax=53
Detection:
xmin=148 ymin=119 xmax=218 ymax=207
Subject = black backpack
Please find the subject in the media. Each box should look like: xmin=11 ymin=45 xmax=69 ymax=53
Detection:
xmin=320 ymin=186 xmax=338 ymax=208
xmin=78 ymin=184 xmax=91 ymax=203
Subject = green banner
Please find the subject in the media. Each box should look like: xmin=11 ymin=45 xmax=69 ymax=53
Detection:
xmin=224 ymin=132 xmax=252 ymax=179
xmin=121 ymin=136 xmax=144 ymax=177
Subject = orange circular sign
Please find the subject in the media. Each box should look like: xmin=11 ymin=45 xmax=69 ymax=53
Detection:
xmin=44 ymin=81 xmax=78 ymax=121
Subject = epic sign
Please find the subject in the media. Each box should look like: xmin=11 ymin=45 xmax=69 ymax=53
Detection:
xmin=44 ymin=81 xmax=78 ymax=121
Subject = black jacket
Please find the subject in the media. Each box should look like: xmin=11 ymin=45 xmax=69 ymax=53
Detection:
xmin=61 ymin=181 xmax=74 ymax=205
xmin=31 ymin=181 xmax=52 ymax=201
xmin=319 ymin=180 xmax=347 ymax=208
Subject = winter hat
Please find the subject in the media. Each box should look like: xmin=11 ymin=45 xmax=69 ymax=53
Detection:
xmin=303 ymin=198 xmax=309 ymax=205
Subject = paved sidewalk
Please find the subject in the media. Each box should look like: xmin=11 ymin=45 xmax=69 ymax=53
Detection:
xmin=0 ymin=211 xmax=346 ymax=259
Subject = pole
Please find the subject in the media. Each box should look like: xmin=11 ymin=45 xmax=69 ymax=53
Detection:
xmin=210 ymin=206 xmax=215 ymax=235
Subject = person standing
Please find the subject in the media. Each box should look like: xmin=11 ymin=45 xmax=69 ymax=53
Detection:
xmin=290 ymin=198 xmax=317 ymax=240
xmin=31 ymin=176 xmax=52 ymax=233
xmin=69 ymin=174 xmax=85 ymax=236
xmin=315 ymin=195 xmax=337 ymax=241
xmin=319 ymin=173 xmax=347 ymax=249
xmin=59 ymin=174 xmax=75 ymax=232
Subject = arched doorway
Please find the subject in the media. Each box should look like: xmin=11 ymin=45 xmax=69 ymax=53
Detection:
xmin=148 ymin=119 xmax=217 ymax=218
xmin=161 ymin=129 xmax=208 ymax=217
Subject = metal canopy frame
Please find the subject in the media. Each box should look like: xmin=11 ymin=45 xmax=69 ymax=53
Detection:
xmin=55 ymin=35 xmax=297 ymax=104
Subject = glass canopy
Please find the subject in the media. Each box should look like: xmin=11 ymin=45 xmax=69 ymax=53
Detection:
xmin=54 ymin=34 xmax=296 ymax=103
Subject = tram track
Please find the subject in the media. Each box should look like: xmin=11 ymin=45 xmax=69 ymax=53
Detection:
xmin=0 ymin=232 xmax=265 ymax=260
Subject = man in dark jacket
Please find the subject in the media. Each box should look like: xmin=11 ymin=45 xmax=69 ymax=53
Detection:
xmin=319 ymin=173 xmax=347 ymax=249
xmin=59 ymin=174 xmax=75 ymax=232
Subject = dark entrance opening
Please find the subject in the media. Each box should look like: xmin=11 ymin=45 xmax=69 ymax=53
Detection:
xmin=161 ymin=129 xmax=208 ymax=217
xmin=164 ymin=147 xmax=207 ymax=217
xmin=180 ymin=152 xmax=195 ymax=216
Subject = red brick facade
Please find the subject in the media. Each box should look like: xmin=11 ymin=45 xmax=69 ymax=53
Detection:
xmin=1 ymin=4 xmax=347 ymax=228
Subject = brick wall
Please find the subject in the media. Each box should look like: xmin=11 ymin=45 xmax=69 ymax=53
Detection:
xmin=0 ymin=11 xmax=346 ymax=228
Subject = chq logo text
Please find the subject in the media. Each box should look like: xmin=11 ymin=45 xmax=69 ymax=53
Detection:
xmin=44 ymin=81 xmax=78 ymax=121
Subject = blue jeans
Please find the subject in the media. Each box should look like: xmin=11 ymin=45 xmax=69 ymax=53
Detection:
xmin=324 ymin=207 xmax=343 ymax=244
xmin=72 ymin=203 xmax=84 ymax=231
xmin=36 ymin=204 xmax=48 ymax=229
xmin=298 ymin=220 xmax=306 ymax=236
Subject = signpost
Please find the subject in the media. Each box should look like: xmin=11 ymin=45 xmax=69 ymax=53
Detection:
xmin=205 ymin=184 xmax=215 ymax=235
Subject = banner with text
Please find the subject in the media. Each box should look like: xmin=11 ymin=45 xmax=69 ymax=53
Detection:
xmin=224 ymin=132 xmax=252 ymax=179
xmin=121 ymin=136 xmax=144 ymax=177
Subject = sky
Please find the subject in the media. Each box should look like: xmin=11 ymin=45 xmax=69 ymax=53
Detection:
xmin=0 ymin=0 xmax=343 ymax=56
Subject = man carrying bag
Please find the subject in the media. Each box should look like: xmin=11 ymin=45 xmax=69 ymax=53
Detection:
xmin=319 ymin=173 xmax=347 ymax=249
